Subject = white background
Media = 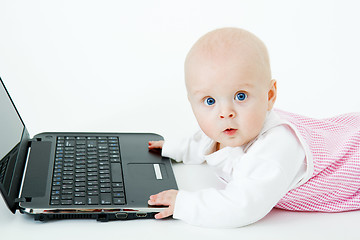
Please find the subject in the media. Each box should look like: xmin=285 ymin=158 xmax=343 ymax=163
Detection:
xmin=1 ymin=0 xmax=360 ymax=239
xmin=1 ymin=0 xmax=359 ymax=140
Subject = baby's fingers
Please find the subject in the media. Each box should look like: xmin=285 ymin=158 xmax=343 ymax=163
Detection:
xmin=148 ymin=190 xmax=176 ymax=206
xmin=148 ymin=140 xmax=164 ymax=149
xmin=154 ymin=208 xmax=173 ymax=219
xmin=148 ymin=193 xmax=168 ymax=206
xmin=148 ymin=190 xmax=178 ymax=219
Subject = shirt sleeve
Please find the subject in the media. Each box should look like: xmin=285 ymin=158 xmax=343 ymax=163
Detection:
xmin=172 ymin=124 xmax=307 ymax=228
xmin=161 ymin=130 xmax=211 ymax=165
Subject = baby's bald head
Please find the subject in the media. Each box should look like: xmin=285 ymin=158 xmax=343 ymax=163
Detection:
xmin=183 ymin=28 xmax=277 ymax=148
xmin=184 ymin=28 xmax=272 ymax=90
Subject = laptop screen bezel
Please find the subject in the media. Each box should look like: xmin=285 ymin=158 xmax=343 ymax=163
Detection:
xmin=0 ymin=77 xmax=31 ymax=213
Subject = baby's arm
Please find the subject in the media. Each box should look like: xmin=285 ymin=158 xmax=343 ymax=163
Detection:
xmin=154 ymin=125 xmax=306 ymax=228
xmin=150 ymin=131 xmax=208 ymax=165
xmin=148 ymin=140 xmax=178 ymax=218
xmin=147 ymin=131 xmax=208 ymax=219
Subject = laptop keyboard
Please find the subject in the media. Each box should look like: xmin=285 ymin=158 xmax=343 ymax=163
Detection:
xmin=0 ymin=155 xmax=9 ymax=184
xmin=50 ymin=136 xmax=126 ymax=206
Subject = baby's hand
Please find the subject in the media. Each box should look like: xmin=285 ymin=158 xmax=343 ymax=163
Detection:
xmin=148 ymin=140 xmax=164 ymax=150
xmin=148 ymin=190 xmax=178 ymax=219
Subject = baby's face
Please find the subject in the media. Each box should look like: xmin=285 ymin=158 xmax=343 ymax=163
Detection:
xmin=186 ymin=52 xmax=276 ymax=149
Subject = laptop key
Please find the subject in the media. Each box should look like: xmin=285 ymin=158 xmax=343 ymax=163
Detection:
xmin=75 ymin=192 xmax=85 ymax=197
xmin=100 ymin=188 xmax=111 ymax=193
xmin=112 ymin=187 xmax=123 ymax=193
xmin=113 ymin=192 xmax=124 ymax=198
xmin=88 ymin=190 xmax=99 ymax=195
xmin=111 ymin=163 xmax=122 ymax=182
xmin=65 ymin=140 xmax=75 ymax=147
xmin=88 ymin=196 xmax=99 ymax=205
xmin=51 ymin=196 xmax=60 ymax=200
xmin=100 ymin=193 xmax=111 ymax=205
xmin=51 ymin=200 xmax=60 ymax=205
xmin=61 ymin=200 xmax=72 ymax=205
xmin=62 ymin=190 xmax=73 ymax=195
xmin=75 ymin=182 xmax=86 ymax=187
xmin=74 ymin=197 xmax=86 ymax=205
xmin=113 ymin=198 xmax=125 ymax=204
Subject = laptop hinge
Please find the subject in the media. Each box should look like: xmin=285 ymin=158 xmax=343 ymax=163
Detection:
xmin=29 ymin=138 xmax=42 ymax=144
xmin=15 ymin=197 xmax=26 ymax=204
xmin=26 ymin=138 xmax=42 ymax=150
xmin=15 ymin=197 xmax=31 ymax=204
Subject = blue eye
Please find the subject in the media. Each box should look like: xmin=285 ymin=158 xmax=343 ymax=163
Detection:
xmin=204 ymin=97 xmax=215 ymax=106
xmin=235 ymin=92 xmax=247 ymax=101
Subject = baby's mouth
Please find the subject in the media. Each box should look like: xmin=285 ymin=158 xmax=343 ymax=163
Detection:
xmin=223 ymin=128 xmax=238 ymax=136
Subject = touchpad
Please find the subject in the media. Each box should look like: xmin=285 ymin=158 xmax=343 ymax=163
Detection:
xmin=128 ymin=163 xmax=168 ymax=180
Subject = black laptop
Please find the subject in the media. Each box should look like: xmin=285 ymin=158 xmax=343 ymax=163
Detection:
xmin=0 ymin=77 xmax=178 ymax=221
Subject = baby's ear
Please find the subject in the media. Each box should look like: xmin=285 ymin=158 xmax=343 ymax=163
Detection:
xmin=267 ymin=79 xmax=277 ymax=110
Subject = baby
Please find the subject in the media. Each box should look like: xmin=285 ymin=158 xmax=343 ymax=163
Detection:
xmin=147 ymin=27 xmax=360 ymax=228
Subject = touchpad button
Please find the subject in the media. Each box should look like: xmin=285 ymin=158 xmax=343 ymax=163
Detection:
xmin=128 ymin=163 xmax=168 ymax=180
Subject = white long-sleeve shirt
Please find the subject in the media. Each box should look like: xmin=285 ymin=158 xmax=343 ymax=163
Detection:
xmin=161 ymin=110 xmax=310 ymax=228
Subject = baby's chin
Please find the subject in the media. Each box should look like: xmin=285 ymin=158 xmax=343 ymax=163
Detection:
xmin=218 ymin=140 xmax=247 ymax=148
xmin=218 ymin=135 xmax=258 ymax=148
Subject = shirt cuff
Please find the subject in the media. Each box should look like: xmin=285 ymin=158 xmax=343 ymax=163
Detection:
xmin=161 ymin=137 xmax=182 ymax=162
xmin=172 ymin=190 xmax=190 ymax=220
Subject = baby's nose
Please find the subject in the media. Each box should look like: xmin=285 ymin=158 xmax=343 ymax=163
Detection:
xmin=220 ymin=112 xmax=235 ymax=119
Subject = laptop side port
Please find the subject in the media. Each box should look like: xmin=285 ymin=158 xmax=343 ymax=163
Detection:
xmin=115 ymin=212 xmax=128 ymax=220
xmin=136 ymin=212 xmax=147 ymax=218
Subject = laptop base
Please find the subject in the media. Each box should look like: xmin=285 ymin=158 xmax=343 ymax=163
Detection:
xmin=27 ymin=211 xmax=156 ymax=222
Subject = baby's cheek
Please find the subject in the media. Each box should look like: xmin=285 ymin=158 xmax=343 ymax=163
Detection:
xmin=245 ymin=112 xmax=266 ymax=136
xmin=198 ymin=118 xmax=215 ymax=138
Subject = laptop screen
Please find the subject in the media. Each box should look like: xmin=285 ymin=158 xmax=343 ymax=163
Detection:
xmin=0 ymin=79 xmax=24 ymax=191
